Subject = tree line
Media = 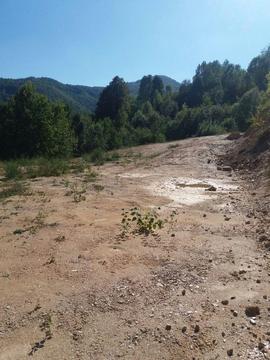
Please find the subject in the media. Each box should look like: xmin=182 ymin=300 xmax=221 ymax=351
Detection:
xmin=1 ymin=46 xmax=270 ymax=159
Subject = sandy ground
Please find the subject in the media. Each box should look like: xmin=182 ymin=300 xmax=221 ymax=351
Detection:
xmin=0 ymin=135 xmax=269 ymax=359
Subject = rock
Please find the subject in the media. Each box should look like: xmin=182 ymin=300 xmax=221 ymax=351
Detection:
xmin=256 ymin=279 xmax=261 ymax=284
xmin=239 ymin=270 xmax=246 ymax=275
xmin=245 ymin=306 xmax=260 ymax=317
xmin=258 ymin=342 xmax=265 ymax=351
xmin=227 ymin=349 xmax=233 ymax=357
xmin=206 ymin=185 xmax=217 ymax=192
xmin=182 ymin=289 xmax=186 ymax=296
xmin=259 ymin=234 xmax=268 ymax=242
xmin=250 ymin=319 xmax=256 ymax=325
xmin=232 ymin=310 xmax=238 ymax=317
xmin=221 ymin=300 xmax=229 ymax=305
xmin=165 ymin=324 xmax=171 ymax=331
xmin=194 ymin=325 xmax=200 ymax=333
xmin=181 ymin=326 xmax=187 ymax=333
xmin=223 ymin=166 xmax=232 ymax=172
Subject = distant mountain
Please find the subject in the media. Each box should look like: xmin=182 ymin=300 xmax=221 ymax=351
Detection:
xmin=0 ymin=75 xmax=180 ymax=113
xmin=0 ymin=77 xmax=103 ymax=113
xmin=127 ymin=75 xmax=180 ymax=96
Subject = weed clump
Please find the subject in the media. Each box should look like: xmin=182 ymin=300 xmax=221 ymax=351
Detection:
xmin=121 ymin=207 xmax=166 ymax=236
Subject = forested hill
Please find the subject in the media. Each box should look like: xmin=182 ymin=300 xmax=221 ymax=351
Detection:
xmin=0 ymin=75 xmax=180 ymax=113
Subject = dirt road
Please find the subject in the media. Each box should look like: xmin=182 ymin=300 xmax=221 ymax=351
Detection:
xmin=0 ymin=135 xmax=269 ymax=359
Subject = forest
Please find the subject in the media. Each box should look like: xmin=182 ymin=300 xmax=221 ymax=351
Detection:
xmin=0 ymin=46 xmax=270 ymax=160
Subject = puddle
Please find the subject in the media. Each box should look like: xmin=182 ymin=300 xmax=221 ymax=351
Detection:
xmin=148 ymin=177 xmax=239 ymax=206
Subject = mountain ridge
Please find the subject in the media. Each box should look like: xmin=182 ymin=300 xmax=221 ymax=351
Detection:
xmin=0 ymin=75 xmax=180 ymax=113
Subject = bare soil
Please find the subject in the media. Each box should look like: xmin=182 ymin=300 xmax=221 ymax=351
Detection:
xmin=0 ymin=135 xmax=269 ymax=359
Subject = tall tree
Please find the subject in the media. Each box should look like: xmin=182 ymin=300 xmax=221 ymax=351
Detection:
xmin=138 ymin=75 xmax=153 ymax=104
xmin=248 ymin=47 xmax=270 ymax=91
xmin=95 ymin=76 xmax=130 ymax=121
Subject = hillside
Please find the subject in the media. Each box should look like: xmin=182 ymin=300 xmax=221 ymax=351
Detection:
xmin=0 ymin=75 xmax=180 ymax=113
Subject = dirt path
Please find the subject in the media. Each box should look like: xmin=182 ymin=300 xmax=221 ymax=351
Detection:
xmin=0 ymin=135 xmax=269 ymax=359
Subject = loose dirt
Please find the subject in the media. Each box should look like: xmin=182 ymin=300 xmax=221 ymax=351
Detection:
xmin=0 ymin=135 xmax=269 ymax=359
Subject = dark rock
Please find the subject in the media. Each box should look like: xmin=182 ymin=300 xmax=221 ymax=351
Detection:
xmin=165 ymin=324 xmax=171 ymax=331
xmin=181 ymin=326 xmax=187 ymax=333
xmin=227 ymin=349 xmax=233 ymax=357
xmin=221 ymin=300 xmax=229 ymax=305
xmin=194 ymin=324 xmax=200 ymax=333
xmin=223 ymin=166 xmax=232 ymax=172
xmin=259 ymin=234 xmax=268 ymax=242
xmin=245 ymin=306 xmax=260 ymax=317
xmin=206 ymin=185 xmax=217 ymax=192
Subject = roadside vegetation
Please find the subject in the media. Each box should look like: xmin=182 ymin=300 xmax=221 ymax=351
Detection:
xmin=0 ymin=46 xmax=270 ymax=164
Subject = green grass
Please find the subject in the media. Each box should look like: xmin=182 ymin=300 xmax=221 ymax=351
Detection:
xmin=4 ymin=161 xmax=22 ymax=179
xmin=83 ymin=149 xmax=120 ymax=165
xmin=2 ymin=158 xmax=69 ymax=180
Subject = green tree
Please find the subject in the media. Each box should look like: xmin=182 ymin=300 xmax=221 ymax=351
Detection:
xmin=248 ymin=47 xmax=270 ymax=90
xmin=0 ymin=83 xmax=74 ymax=159
xmin=95 ymin=76 xmax=130 ymax=121
xmin=138 ymin=75 xmax=153 ymax=104
xmin=233 ymin=87 xmax=261 ymax=131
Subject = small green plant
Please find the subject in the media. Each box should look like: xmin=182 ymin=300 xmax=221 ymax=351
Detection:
xmin=121 ymin=207 xmax=166 ymax=236
xmin=30 ymin=210 xmax=47 ymax=234
xmin=83 ymin=169 xmax=98 ymax=183
xmin=70 ymin=182 xmax=86 ymax=202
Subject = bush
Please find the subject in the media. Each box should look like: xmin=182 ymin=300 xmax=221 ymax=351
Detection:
xmin=4 ymin=161 xmax=21 ymax=179
xmin=3 ymin=158 xmax=69 ymax=179
xmin=35 ymin=158 xmax=69 ymax=177
xmin=85 ymin=148 xmax=105 ymax=165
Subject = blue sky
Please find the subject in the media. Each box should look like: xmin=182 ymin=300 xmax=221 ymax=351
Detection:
xmin=1 ymin=0 xmax=269 ymax=86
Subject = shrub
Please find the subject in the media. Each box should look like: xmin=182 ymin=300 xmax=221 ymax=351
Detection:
xmin=3 ymin=158 xmax=69 ymax=179
xmin=37 ymin=158 xmax=69 ymax=177
xmin=4 ymin=161 xmax=21 ymax=179
xmin=86 ymin=148 xmax=105 ymax=165
xmin=121 ymin=207 xmax=165 ymax=236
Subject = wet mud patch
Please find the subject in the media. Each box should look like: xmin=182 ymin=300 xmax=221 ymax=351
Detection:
xmin=148 ymin=177 xmax=239 ymax=206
